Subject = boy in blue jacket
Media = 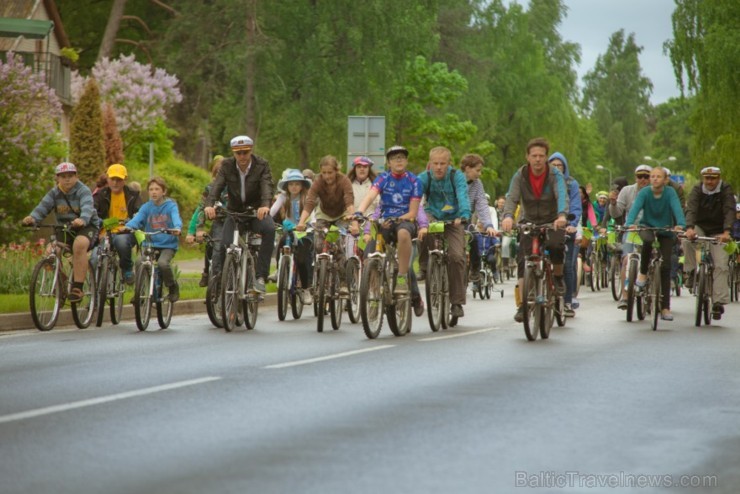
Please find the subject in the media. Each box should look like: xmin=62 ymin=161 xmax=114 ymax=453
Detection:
xmin=126 ymin=177 xmax=183 ymax=302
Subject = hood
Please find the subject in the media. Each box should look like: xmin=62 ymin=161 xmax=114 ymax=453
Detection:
xmin=548 ymin=152 xmax=570 ymax=177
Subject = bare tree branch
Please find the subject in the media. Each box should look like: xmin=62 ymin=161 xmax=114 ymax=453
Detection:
xmin=122 ymin=15 xmax=153 ymax=36
xmin=150 ymin=0 xmax=179 ymax=17
xmin=114 ymin=39 xmax=153 ymax=65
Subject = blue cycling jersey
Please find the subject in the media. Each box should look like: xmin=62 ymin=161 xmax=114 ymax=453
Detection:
xmin=371 ymin=171 xmax=422 ymax=218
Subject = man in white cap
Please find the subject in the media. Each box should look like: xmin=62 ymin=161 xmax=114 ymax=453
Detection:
xmin=608 ymin=164 xmax=652 ymax=309
xmin=682 ymin=166 xmax=736 ymax=319
xmin=204 ymin=135 xmax=275 ymax=293
xmin=22 ymin=162 xmax=102 ymax=304
xmin=94 ymin=163 xmax=142 ymax=284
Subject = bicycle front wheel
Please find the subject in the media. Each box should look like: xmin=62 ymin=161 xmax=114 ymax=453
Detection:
xmin=651 ymin=262 xmax=662 ymax=331
xmin=109 ymin=262 xmax=124 ymax=325
xmin=134 ymin=264 xmax=153 ymax=331
xmin=156 ymin=277 xmax=173 ymax=329
xmin=610 ymin=255 xmax=622 ymax=301
xmin=626 ymin=257 xmax=638 ymax=322
xmin=425 ymin=253 xmax=444 ymax=332
xmin=346 ymin=257 xmax=361 ymax=324
xmin=277 ymin=255 xmax=291 ymax=321
xmin=359 ymin=257 xmax=384 ymax=339
xmin=72 ymin=260 xmax=96 ymax=329
xmin=330 ymin=267 xmax=343 ymax=330
xmin=206 ymin=274 xmax=224 ymax=328
xmin=30 ymin=258 xmax=62 ymax=331
xmin=315 ymin=259 xmax=328 ymax=333
xmin=95 ymin=257 xmax=109 ymax=327
xmin=244 ymin=257 xmax=258 ymax=330
xmin=522 ymin=265 xmax=540 ymax=341
xmin=221 ymin=253 xmax=242 ymax=332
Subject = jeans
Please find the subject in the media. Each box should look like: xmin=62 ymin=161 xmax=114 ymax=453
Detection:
xmin=563 ymin=236 xmax=578 ymax=304
xmin=219 ymin=214 xmax=276 ymax=280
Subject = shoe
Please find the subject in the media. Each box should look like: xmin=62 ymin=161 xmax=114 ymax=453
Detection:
xmin=253 ymin=277 xmax=266 ymax=294
xmin=124 ymin=270 xmax=135 ymax=285
xmin=198 ymin=272 xmax=209 ymax=288
xmin=554 ymin=275 xmax=565 ymax=295
xmin=712 ymin=302 xmax=724 ymax=320
xmin=393 ymin=275 xmax=409 ymax=296
xmin=660 ymin=310 xmax=674 ymax=321
xmin=417 ymin=271 xmax=426 ymax=282
xmin=514 ymin=306 xmax=525 ymax=323
xmin=684 ymin=270 xmax=694 ymax=290
xmin=267 ymin=272 xmax=278 ymax=283
xmin=168 ymin=283 xmax=180 ymax=303
xmin=451 ymin=304 xmax=464 ymax=318
xmin=564 ymin=304 xmax=575 ymax=318
xmin=412 ymin=296 xmax=424 ymax=317
xmin=571 ymin=298 xmax=580 ymax=309
xmin=617 ymin=299 xmax=627 ymax=310
xmin=635 ymin=279 xmax=646 ymax=294
xmin=301 ymin=289 xmax=314 ymax=306
xmin=68 ymin=287 xmax=83 ymax=304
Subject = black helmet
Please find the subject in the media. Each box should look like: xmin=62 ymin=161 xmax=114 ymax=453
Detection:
xmin=386 ymin=145 xmax=409 ymax=159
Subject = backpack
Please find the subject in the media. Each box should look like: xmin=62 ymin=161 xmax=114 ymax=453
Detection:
xmin=424 ymin=168 xmax=458 ymax=201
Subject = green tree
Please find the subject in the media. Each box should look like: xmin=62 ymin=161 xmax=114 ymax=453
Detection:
xmin=665 ymin=0 xmax=740 ymax=185
xmin=581 ymin=30 xmax=653 ymax=176
xmin=70 ymin=78 xmax=106 ymax=186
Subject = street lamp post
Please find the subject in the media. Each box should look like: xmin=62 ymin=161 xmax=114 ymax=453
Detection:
xmin=595 ymin=165 xmax=612 ymax=189
xmin=644 ymin=155 xmax=676 ymax=169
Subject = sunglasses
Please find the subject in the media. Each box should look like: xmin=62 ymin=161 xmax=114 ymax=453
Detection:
xmin=635 ymin=174 xmax=650 ymax=179
xmin=234 ymin=150 xmax=252 ymax=156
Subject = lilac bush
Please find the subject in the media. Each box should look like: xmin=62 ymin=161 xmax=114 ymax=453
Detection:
xmin=0 ymin=52 xmax=64 ymax=241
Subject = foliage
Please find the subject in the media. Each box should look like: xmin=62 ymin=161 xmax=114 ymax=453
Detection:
xmin=582 ymin=30 xmax=653 ymax=177
xmin=665 ymin=0 xmax=740 ymax=185
xmin=0 ymin=52 xmax=65 ymax=241
xmin=103 ymin=102 xmax=125 ymax=165
xmin=647 ymin=97 xmax=694 ymax=174
xmin=0 ymin=240 xmax=46 ymax=294
xmin=123 ymin=118 xmax=177 ymax=163
xmin=70 ymin=77 xmax=106 ymax=186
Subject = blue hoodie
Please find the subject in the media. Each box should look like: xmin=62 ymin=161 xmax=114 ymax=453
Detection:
xmin=548 ymin=152 xmax=581 ymax=228
xmin=126 ymin=198 xmax=183 ymax=250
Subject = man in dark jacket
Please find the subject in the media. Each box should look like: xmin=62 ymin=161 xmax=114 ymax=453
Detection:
xmin=204 ymin=135 xmax=275 ymax=293
xmin=94 ymin=163 xmax=142 ymax=284
xmin=682 ymin=166 xmax=736 ymax=319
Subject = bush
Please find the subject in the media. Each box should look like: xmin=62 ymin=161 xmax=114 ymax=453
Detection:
xmin=0 ymin=240 xmax=46 ymax=294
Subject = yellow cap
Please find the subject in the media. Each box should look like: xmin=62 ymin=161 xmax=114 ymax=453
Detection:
xmin=107 ymin=164 xmax=128 ymax=180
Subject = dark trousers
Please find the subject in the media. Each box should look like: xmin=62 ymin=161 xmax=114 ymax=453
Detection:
xmin=219 ymin=214 xmax=275 ymax=280
xmin=516 ymin=229 xmax=565 ymax=279
xmin=639 ymin=232 xmax=674 ymax=310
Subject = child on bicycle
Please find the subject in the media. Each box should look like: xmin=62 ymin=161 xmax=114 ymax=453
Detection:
xmin=460 ymin=154 xmax=497 ymax=290
xmin=270 ymin=168 xmax=314 ymax=304
xmin=22 ymin=162 xmax=102 ymax=303
xmin=625 ymin=166 xmax=685 ymax=321
xmin=125 ymin=177 xmax=183 ymax=302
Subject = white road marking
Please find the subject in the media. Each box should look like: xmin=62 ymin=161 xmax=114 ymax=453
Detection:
xmin=0 ymin=376 xmax=222 ymax=424
xmin=264 ymin=345 xmax=395 ymax=369
xmin=418 ymin=327 xmax=497 ymax=342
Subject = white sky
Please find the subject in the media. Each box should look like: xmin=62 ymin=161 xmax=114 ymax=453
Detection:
xmin=507 ymin=0 xmax=683 ymax=105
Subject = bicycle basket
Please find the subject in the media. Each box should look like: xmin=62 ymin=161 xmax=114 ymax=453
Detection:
xmin=325 ymin=225 xmax=341 ymax=243
xmin=429 ymin=222 xmax=445 ymax=234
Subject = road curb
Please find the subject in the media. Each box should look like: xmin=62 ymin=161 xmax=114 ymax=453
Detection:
xmin=0 ymin=294 xmax=278 ymax=332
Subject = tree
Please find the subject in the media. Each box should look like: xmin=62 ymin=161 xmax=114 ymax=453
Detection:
xmin=0 ymin=53 xmax=64 ymax=240
xmin=103 ymin=103 xmax=125 ymax=165
xmin=665 ymin=0 xmax=740 ymax=185
xmin=70 ymin=78 xmax=106 ymax=186
xmin=581 ymin=30 xmax=653 ymax=176
xmin=98 ymin=0 xmax=129 ymax=61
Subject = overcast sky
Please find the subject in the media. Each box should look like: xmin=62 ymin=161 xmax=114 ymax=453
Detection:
xmin=507 ymin=0 xmax=683 ymax=105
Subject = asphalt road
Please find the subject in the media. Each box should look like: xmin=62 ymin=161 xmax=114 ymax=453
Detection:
xmin=1 ymin=280 xmax=738 ymax=494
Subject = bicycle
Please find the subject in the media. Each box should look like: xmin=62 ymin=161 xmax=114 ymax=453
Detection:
xmin=606 ymin=229 xmax=623 ymax=301
xmin=197 ymin=233 xmax=223 ymax=328
xmin=129 ymin=229 xmax=179 ymax=331
xmin=26 ymin=223 xmax=97 ymax=331
xmin=425 ymin=221 xmax=453 ymax=332
xmin=519 ymin=223 xmax=565 ymax=341
xmin=470 ymin=231 xmax=504 ymax=300
xmin=345 ymin=229 xmax=363 ymax=325
xmin=219 ymin=207 xmax=261 ymax=332
xmin=311 ymin=222 xmax=349 ymax=333
xmin=275 ymin=225 xmax=312 ymax=321
xmin=359 ymin=217 xmax=413 ymax=339
xmin=728 ymin=242 xmax=739 ymax=302
xmin=628 ymin=227 xmax=674 ymax=331
xmin=94 ymin=218 xmax=126 ymax=327
xmin=618 ymin=226 xmax=644 ymax=323
xmin=682 ymin=235 xmax=722 ymax=327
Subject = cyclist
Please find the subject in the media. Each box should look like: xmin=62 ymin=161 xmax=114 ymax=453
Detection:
xmin=204 ymin=135 xmax=275 ymax=294
xmin=418 ymin=146 xmax=472 ymax=319
xmin=502 ymin=138 xmax=568 ymax=323
xmin=460 ymin=154 xmax=497 ymax=291
xmin=733 ymin=203 xmax=740 ymax=241
xmin=346 ymin=156 xmax=379 ymax=262
xmin=22 ymin=162 xmax=102 ymax=304
xmin=609 ymin=164 xmax=652 ymax=309
xmin=94 ymin=163 xmax=142 ymax=285
xmin=270 ymin=168 xmax=314 ymax=304
xmin=594 ymin=191 xmax=608 ymax=224
xmin=296 ymin=155 xmax=355 ymax=296
xmin=125 ymin=177 xmax=183 ymax=302
xmin=625 ymin=166 xmax=685 ymax=321
xmin=681 ymin=166 xmax=735 ymax=319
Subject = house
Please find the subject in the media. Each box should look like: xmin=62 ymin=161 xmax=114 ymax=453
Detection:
xmin=0 ymin=0 xmax=73 ymax=136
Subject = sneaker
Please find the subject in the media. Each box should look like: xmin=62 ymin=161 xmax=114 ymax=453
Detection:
xmin=712 ymin=302 xmax=724 ymax=320
xmin=68 ymin=286 xmax=83 ymax=304
xmin=564 ymin=303 xmax=575 ymax=318
xmin=253 ymin=277 xmax=266 ymax=294
xmin=198 ymin=272 xmax=209 ymax=288
xmin=451 ymin=304 xmax=464 ymax=318
xmin=617 ymin=299 xmax=628 ymax=310
xmin=554 ymin=275 xmax=565 ymax=295
xmin=124 ymin=270 xmax=135 ymax=286
xmin=514 ymin=306 xmax=525 ymax=323
xmin=412 ymin=295 xmax=424 ymax=317
xmin=660 ymin=310 xmax=674 ymax=321
xmin=267 ymin=272 xmax=278 ymax=283
xmin=168 ymin=282 xmax=180 ymax=303
xmin=301 ymin=289 xmax=314 ymax=306
xmin=393 ymin=275 xmax=409 ymax=296
xmin=571 ymin=297 xmax=580 ymax=309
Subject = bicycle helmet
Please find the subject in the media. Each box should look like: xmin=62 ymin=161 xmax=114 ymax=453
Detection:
xmin=386 ymin=145 xmax=408 ymax=159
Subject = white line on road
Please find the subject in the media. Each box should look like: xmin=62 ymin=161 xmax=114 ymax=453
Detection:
xmin=418 ymin=327 xmax=497 ymax=342
xmin=0 ymin=376 xmax=222 ymax=425
xmin=264 ymin=345 xmax=395 ymax=369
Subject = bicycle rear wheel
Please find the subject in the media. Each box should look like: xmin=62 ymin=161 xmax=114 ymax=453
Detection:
xmin=316 ymin=258 xmax=328 ymax=333
xmin=109 ymin=262 xmax=124 ymax=325
xmin=610 ymin=255 xmax=622 ymax=301
xmin=277 ymin=255 xmax=291 ymax=321
xmin=30 ymin=258 xmax=62 ymax=331
xmin=72 ymin=260 xmax=96 ymax=329
xmin=330 ymin=267 xmax=343 ymax=330
xmin=651 ymin=262 xmax=662 ymax=331
xmin=206 ymin=274 xmax=223 ymax=328
xmin=290 ymin=262 xmax=304 ymax=320
xmin=575 ymin=255 xmax=583 ymax=297
xmin=589 ymin=252 xmax=598 ymax=292
xmin=626 ymin=257 xmax=638 ymax=322
xmin=346 ymin=257 xmax=361 ymax=324
xmin=134 ymin=264 xmax=153 ymax=331
xmin=703 ymin=269 xmax=713 ymax=326
xmin=425 ymin=253 xmax=444 ymax=332
xmin=156 ymin=276 xmax=173 ymax=329
xmin=95 ymin=257 xmax=109 ymax=327
xmin=360 ymin=257 xmax=384 ymax=339
xmin=522 ymin=265 xmax=540 ymax=341
xmin=694 ymin=264 xmax=706 ymax=327
xmin=244 ymin=258 xmax=258 ymax=329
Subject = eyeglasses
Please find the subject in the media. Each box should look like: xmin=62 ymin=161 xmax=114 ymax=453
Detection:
xmin=234 ymin=150 xmax=251 ymax=156
xmin=635 ymin=174 xmax=650 ymax=180
xmin=389 ymin=155 xmax=407 ymax=162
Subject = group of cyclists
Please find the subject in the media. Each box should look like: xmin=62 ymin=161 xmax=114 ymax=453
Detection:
xmin=21 ymin=133 xmax=740 ymax=336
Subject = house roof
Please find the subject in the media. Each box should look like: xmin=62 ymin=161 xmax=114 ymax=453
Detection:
xmin=0 ymin=0 xmax=69 ymax=46
xmin=0 ymin=18 xmax=54 ymax=39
